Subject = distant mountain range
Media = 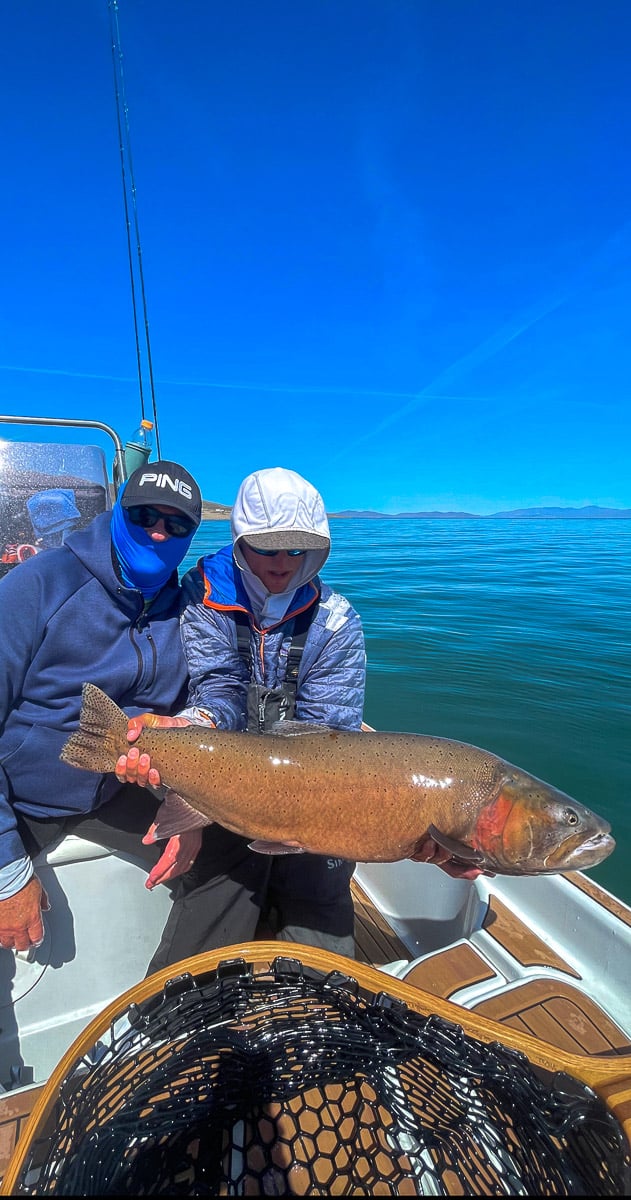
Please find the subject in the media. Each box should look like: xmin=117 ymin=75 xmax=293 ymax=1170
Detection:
xmin=201 ymin=502 xmax=631 ymax=521
xmin=327 ymin=505 xmax=631 ymax=519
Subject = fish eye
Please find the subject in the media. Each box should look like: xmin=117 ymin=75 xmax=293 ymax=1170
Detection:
xmin=564 ymin=807 xmax=580 ymax=826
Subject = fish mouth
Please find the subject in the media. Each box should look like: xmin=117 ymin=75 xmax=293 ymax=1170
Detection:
xmin=550 ymin=831 xmax=616 ymax=870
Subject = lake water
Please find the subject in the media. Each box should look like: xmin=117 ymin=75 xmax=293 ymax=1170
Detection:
xmin=183 ymin=518 xmax=631 ymax=905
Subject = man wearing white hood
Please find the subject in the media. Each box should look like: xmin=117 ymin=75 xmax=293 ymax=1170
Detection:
xmin=121 ymin=467 xmax=366 ymax=966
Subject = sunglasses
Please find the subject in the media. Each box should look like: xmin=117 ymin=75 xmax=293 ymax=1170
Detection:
xmin=244 ymin=543 xmax=306 ymax=558
xmin=126 ymin=505 xmax=196 ymax=539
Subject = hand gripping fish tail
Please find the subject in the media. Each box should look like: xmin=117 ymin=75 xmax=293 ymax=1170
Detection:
xmin=61 ymin=683 xmax=132 ymax=772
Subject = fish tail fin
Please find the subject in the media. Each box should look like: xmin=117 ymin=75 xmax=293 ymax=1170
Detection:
xmin=60 ymin=683 xmax=129 ymax=774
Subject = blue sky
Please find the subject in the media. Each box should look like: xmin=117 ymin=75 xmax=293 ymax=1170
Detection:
xmin=1 ymin=0 xmax=630 ymax=514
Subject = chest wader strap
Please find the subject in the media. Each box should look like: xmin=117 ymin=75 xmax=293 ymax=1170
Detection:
xmin=284 ymin=604 xmax=315 ymax=689
xmin=233 ymin=604 xmax=317 ymax=732
xmin=233 ymin=610 xmax=253 ymax=675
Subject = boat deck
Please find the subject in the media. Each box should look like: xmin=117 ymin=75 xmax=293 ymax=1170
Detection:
xmin=352 ymin=878 xmax=631 ymax=1058
xmin=1 ymin=879 xmax=629 ymax=1185
xmin=0 ymin=1086 xmax=45 ymax=1183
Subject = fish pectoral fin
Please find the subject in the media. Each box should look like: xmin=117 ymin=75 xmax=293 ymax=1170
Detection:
xmin=248 ymin=839 xmax=306 ymax=855
xmin=427 ymin=824 xmax=486 ymax=866
xmin=269 ymin=720 xmax=335 ymax=737
xmin=148 ymin=790 xmax=210 ymax=841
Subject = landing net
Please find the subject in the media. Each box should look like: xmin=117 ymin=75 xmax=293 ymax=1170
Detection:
xmin=13 ymin=955 xmax=631 ymax=1196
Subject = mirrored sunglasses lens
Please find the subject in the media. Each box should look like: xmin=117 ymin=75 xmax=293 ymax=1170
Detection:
xmin=246 ymin=544 xmax=306 ymax=557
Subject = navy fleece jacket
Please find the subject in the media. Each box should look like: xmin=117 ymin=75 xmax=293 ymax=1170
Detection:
xmin=0 ymin=511 xmax=189 ymax=869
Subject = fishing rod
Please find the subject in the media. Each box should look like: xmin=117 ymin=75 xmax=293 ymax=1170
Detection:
xmin=107 ymin=0 xmax=162 ymax=458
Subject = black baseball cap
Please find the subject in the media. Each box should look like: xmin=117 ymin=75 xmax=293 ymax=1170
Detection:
xmin=121 ymin=460 xmax=202 ymax=527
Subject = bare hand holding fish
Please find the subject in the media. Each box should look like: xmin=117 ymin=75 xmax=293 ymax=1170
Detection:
xmin=61 ymin=683 xmax=615 ymax=877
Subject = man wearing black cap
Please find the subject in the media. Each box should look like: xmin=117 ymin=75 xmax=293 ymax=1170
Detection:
xmin=0 ymin=459 xmax=206 ymax=960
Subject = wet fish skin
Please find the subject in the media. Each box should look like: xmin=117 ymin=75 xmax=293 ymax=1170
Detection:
xmin=60 ymin=683 xmax=615 ymax=875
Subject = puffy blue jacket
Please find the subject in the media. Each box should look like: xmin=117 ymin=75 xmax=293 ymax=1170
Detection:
xmin=180 ymin=545 xmax=366 ymax=731
xmin=0 ymin=511 xmax=189 ymax=869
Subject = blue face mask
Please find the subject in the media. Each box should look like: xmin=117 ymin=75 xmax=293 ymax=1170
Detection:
xmin=109 ymin=498 xmax=195 ymax=598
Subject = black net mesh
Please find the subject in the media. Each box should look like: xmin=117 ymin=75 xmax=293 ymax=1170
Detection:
xmin=13 ymin=955 xmax=631 ymax=1196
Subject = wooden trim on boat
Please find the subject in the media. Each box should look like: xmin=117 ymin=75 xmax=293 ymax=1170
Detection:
xmin=401 ymin=943 xmax=497 ymax=998
xmin=472 ymin=977 xmax=631 ymax=1057
xmin=0 ymin=1085 xmax=45 ymax=1184
xmin=376 ymin=933 xmax=630 ymax=1061
xmin=565 ymin=870 xmax=631 ymax=926
xmin=481 ymin=894 xmax=581 ymax=976
xmin=351 ymin=879 xmax=409 ymax=964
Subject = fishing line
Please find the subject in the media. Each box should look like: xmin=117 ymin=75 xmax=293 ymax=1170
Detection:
xmin=108 ymin=0 xmax=162 ymax=458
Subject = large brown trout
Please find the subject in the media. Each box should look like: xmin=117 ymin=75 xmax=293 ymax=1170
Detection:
xmin=60 ymin=683 xmax=615 ymax=875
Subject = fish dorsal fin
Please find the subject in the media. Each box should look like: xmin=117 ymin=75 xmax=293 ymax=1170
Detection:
xmin=269 ymin=720 xmax=335 ymax=737
xmin=427 ymin=823 xmax=486 ymax=866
